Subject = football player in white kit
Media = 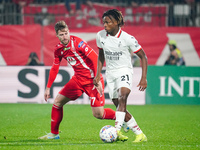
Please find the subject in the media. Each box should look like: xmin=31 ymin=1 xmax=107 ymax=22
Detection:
xmin=93 ymin=9 xmax=148 ymax=143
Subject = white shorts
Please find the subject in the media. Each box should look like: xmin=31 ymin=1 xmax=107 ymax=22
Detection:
xmin=106 ymin=68 xmax=133 ymax=99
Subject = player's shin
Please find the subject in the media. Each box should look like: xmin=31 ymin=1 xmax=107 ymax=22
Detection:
xmin=115 ymin=111 xmax=126 ymax=130
xmin=51 ymin=104 xmax=63 ymax=134
xmin=127 ymin=116 xmax=142 ymax=135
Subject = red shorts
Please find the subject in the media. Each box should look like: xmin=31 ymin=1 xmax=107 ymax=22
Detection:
xmin=59 ymin=75 xmax=105 ymax=107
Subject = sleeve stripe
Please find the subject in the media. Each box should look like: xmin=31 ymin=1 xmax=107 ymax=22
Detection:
xmin=98 ymin=46 xmax=103 ymax=50
xmin=134 ymin=47 xmax=142 ymax=53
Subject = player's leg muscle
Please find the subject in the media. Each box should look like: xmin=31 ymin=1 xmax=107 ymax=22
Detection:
xmin=91 ymin=106 xmax=104 ymax=119
xmin=54 ymin=94 xmax=70 ymax=107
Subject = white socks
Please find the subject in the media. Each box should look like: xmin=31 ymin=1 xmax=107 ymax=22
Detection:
xmin=115 ymin=111 xmax=143 ymax=135
xmin=126 ymin=116 xmax=142 ymax=135
xmin=115 ymin=111 xmax=126 ymax=131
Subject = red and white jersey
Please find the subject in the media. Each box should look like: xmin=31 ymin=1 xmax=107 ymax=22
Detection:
xmin=96 ymin=28 xmax=142 ymax=71
xmin=47 ymin=35 xmax=98 ymax=88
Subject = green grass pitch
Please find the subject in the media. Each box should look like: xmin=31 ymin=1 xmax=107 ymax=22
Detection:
xmin=0 ymin=104 xmax=199 ymax=150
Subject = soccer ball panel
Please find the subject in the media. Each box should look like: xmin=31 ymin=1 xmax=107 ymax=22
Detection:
xmin=99 ymin=125 xmax=117 ymax=143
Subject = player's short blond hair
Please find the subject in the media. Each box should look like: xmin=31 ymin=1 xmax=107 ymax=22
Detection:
xmin=54 ymin=20 xmax=68 ymax=34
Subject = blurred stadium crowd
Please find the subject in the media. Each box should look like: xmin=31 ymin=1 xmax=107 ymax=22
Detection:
xmin=0 ymin=0 xmax=199 ymax=27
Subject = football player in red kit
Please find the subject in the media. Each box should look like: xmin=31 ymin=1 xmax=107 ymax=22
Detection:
xmin=39 ymin=20 xmax=115 ymax=139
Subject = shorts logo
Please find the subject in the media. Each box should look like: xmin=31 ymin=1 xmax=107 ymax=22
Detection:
xmin=78 ymin=41 xmax=84 ymax=48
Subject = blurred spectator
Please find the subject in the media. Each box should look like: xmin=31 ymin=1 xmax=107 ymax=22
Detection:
xmin=0 ymin=0 xmax=32 ymax=24
xmin=65 ymin=0 xmax=82 ymax=15
xmin=26 ymin=52 xmax=44 ymax=66
xmin=128 ymin=0 xmax=140 ymax=7
xmin=33 ymin=0 xmax=62 ymax=4
xmin=84 ymin=0 xmax=93 ymax=7
xmin=0 ymin=0 xmax=13 ymax=25
xmin=168 ymin=0 xmax=175 ymax=26
xmin=164 ymin=40 xmax=185 ymax=66
xmin=83 ymin=0 xmax=100 ymax=26
xmin=12 ymin=0 xmax=33 ymax=24
xmin=34 ymin=7 xmax=55 ymax=26
xmin=186 ymin=0 xmax=197 ymax=26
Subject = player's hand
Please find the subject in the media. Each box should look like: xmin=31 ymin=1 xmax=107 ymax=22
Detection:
xmin=93 ymin=79 xmax=103 ymax=97
xmin=137 ymin=78 xmax=147 ymax=91
xmin=44 ymin=87 xmax=51 ymax=102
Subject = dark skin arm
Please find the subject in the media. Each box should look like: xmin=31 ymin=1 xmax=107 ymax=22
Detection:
xmin=93 ymin=48 xmax=105 ymax=86
xmin=135 ymin=49 xmax=148 ymax=91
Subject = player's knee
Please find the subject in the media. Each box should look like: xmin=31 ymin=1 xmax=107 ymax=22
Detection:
xmin=93 ymin=111 xmax=103 ymax=119
xmin=119 ymin=94 xmax=128 ymax=101
xmin=54 ymin=94 xmax=70 ymax=107
xmin=119 ymin=95 xmax=128 ymax=105
xmin=54 ymin=98 xmax=64 ymax=107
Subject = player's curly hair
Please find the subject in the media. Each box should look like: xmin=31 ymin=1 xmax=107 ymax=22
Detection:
xmin=55 ymin=20 xmax=68 ymax=34
xmin=102 ymin=9 xmax=124 ymax=27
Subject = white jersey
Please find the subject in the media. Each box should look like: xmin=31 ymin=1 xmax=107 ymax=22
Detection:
xmin=96 ymin=28 xmax=142 ymax=71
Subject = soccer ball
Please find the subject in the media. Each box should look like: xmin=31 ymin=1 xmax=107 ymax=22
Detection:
xmin=99 ymin=125 xmax=118 ymax=143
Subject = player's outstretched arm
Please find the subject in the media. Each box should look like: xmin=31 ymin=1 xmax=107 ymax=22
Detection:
xmin=44 ymin=62 xmax=60 ymax=101
xmin=44 ymin=87 xmax=51 ymax=102
xmin=93 ymin=48 xmax=105 ymax=96
xmin=93 ymin=49 xmax=105 ymax=84
xmin=136 ymin=49 xmax=148 ymax=91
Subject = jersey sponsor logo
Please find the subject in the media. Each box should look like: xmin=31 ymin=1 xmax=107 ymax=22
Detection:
xmin=78 ymin=41 xmax=84 ymax=48
xmin=64 ymin=47 xmax=70 ymax=51
xmin=105 ymin=51 xmax=122 ymax=56
xmin=105 ymin=51 xmax=122 ymax=60
xmin=67 ymin=56 xmax=76 ymax=66
xmin=106 ymin=55 xmax=120 ymax=60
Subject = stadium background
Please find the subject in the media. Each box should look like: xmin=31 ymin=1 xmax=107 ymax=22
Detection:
xmin=0 ymin=0 xmax=199 ymax=105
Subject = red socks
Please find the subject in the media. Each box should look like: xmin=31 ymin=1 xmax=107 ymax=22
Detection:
xmin=50 ymin=105 xmax=115 ymax=134
xmin=102 ymin=108 xmax=116 ymax=120
xmin=51 ymin=104 xmax=63 ymax=134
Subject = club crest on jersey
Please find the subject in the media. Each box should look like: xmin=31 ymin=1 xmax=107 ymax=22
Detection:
xmin=118 ymin=41 xmax=122 ymax=47
xmin=78 ymin=41 xmax=84 ymax=48
xmin=101 ymin=42 xmax=105 ymax=45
